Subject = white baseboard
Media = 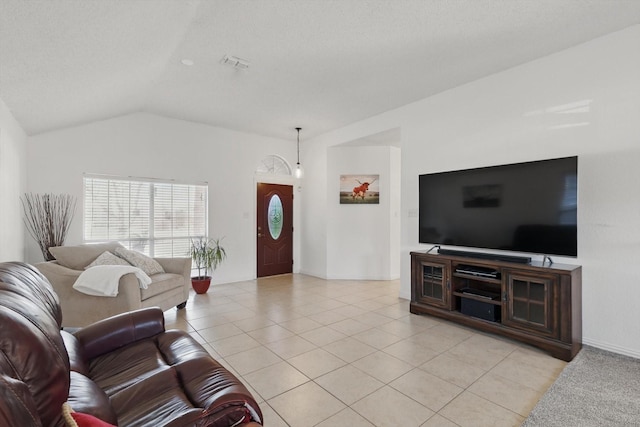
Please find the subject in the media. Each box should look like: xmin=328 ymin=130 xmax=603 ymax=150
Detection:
xmin=297 ymin=269 xmax=327 ymax=279
xmin=324 ymin=274 xmax=400 ymax=281
xmin=582 ymin=338 xmax=640 ymax=359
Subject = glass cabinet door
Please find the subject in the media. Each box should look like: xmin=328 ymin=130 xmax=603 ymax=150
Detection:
xmin=503 ymin=270 xmax=558 ymax=337
xmin=417 ymin=261 xmax=450 ymax=308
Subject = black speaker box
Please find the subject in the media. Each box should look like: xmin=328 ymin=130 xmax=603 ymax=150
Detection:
xmin=460 ymin=288 xmax=501 ymax=322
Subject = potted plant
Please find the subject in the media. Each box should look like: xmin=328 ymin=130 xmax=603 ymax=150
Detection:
xmin=190 ymin=237 xmax=226 ymax=294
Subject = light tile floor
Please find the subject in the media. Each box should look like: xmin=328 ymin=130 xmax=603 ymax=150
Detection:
xmin=164 ymin=274 xmax=566 ymax=427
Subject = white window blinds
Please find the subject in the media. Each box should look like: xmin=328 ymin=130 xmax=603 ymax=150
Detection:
xmin=84 ymin=176 xmax=207 ymax=257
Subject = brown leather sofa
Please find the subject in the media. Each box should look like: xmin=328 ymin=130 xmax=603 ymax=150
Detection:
xmin=0 ymin=262 xmax=263 ymax=427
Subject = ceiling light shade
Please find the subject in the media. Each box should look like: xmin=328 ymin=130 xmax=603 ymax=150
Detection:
xmin=294 ymin=127 xmax=304 ymax=179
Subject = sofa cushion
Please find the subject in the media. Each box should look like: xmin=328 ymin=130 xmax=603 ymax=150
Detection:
xmin=140 ymin=272 xmax=184 ymax=301
xmin=89 ymin=340 xmax=167 ymax=396
xmin=67 ymin=372 xmax=118 ymax=425
xmin=114 ymin=247 xmax=165 ymax=275
xmin=50 ymin=243 xmax=124 ymax=270
xmin=85 ymin=251 xmax=131 ymax=269
xmin=98 ymin=330 xmax=258 ymax=427
xmin=110 ymin=367 xmax=202 ymax=426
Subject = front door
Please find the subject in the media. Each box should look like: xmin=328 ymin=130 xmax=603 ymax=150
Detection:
xmin=257 ymin=183 xmax=293 ymax=277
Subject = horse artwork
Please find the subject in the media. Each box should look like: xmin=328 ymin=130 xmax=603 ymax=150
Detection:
xmin=339 ymin=174 xmax=380 ymax=204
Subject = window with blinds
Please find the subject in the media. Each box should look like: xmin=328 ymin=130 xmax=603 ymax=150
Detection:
xmin=83 ymin=176 xmax=207 ymax=257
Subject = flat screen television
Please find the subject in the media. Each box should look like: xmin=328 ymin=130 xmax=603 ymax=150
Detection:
xmin=419 ymin=156 xmax=578 ymax=257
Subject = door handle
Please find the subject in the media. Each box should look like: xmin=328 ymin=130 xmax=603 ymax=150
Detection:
xmin=257 ymin=233 xmax=263 ymax=238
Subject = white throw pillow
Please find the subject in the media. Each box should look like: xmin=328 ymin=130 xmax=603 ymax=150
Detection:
xmin=114 ymin=247 xmax=165 ymax=275
xmin=84 ymin=251 xmax=131 ymax=269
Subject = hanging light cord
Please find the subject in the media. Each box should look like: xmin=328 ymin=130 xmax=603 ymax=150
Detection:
xmin=296 ymin=127 xmax=301 ymax=165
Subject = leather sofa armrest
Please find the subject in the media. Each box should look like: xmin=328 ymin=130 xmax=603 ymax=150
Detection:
xmin=74 ymin=307 xmax=165 ymax=361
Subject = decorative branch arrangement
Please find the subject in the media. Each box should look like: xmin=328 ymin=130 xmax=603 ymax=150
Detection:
xmin=21 ymin=193 xmax=77 ymax=261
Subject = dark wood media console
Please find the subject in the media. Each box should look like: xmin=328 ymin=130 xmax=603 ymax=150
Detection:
xmin=410 ymin=251 xmax=582 ymax=361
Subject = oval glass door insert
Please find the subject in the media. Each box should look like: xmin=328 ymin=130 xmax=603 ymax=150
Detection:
xmin=268 ymin=195 xmax=283 ymax=240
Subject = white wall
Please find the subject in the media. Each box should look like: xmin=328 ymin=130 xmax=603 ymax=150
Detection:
xmin=389 ymin=146 xmax=401 ymax=279
xmin=27 ymin=112 xmax=298 ymax=284
xmin=0 ymin=98 xmax=27 ymax=261
xmin=302 ymin=25 xmax=640 ymax=357
xmin=301 ymin=115 xmax=405 ymax=279
xmin=326 ymin=146 xmax=400 ymax=279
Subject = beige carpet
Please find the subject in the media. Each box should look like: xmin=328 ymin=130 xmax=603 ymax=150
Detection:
xmin=522 ymin=346 xmax=640 ymax=426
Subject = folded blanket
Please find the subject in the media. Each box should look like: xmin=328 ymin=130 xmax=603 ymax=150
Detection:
xmin=73 ymin=265 xmax=152 ymax=297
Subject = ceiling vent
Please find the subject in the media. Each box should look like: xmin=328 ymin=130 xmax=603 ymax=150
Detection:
xmin=220 ymin=55 xmax=250 ymax=70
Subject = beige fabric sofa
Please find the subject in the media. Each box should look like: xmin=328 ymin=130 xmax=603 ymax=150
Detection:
xmin=36 ymin=242 xmax=191 ymax=327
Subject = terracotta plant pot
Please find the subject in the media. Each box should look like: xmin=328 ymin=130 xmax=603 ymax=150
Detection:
xmin=191 ymin=277 xmax=212 ymax=294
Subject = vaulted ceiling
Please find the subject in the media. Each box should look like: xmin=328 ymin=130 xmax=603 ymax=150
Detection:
xmin=1 ymin=0 xmax=639 ymax=141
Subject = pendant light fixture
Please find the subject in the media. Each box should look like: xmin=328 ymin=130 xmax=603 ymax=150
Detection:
xmin=294 ymin=127 xmax=304 ymax=179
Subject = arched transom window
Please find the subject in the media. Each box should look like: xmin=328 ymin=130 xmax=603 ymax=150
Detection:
xmin=256 ymin=155 xmax=292 ymax=176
